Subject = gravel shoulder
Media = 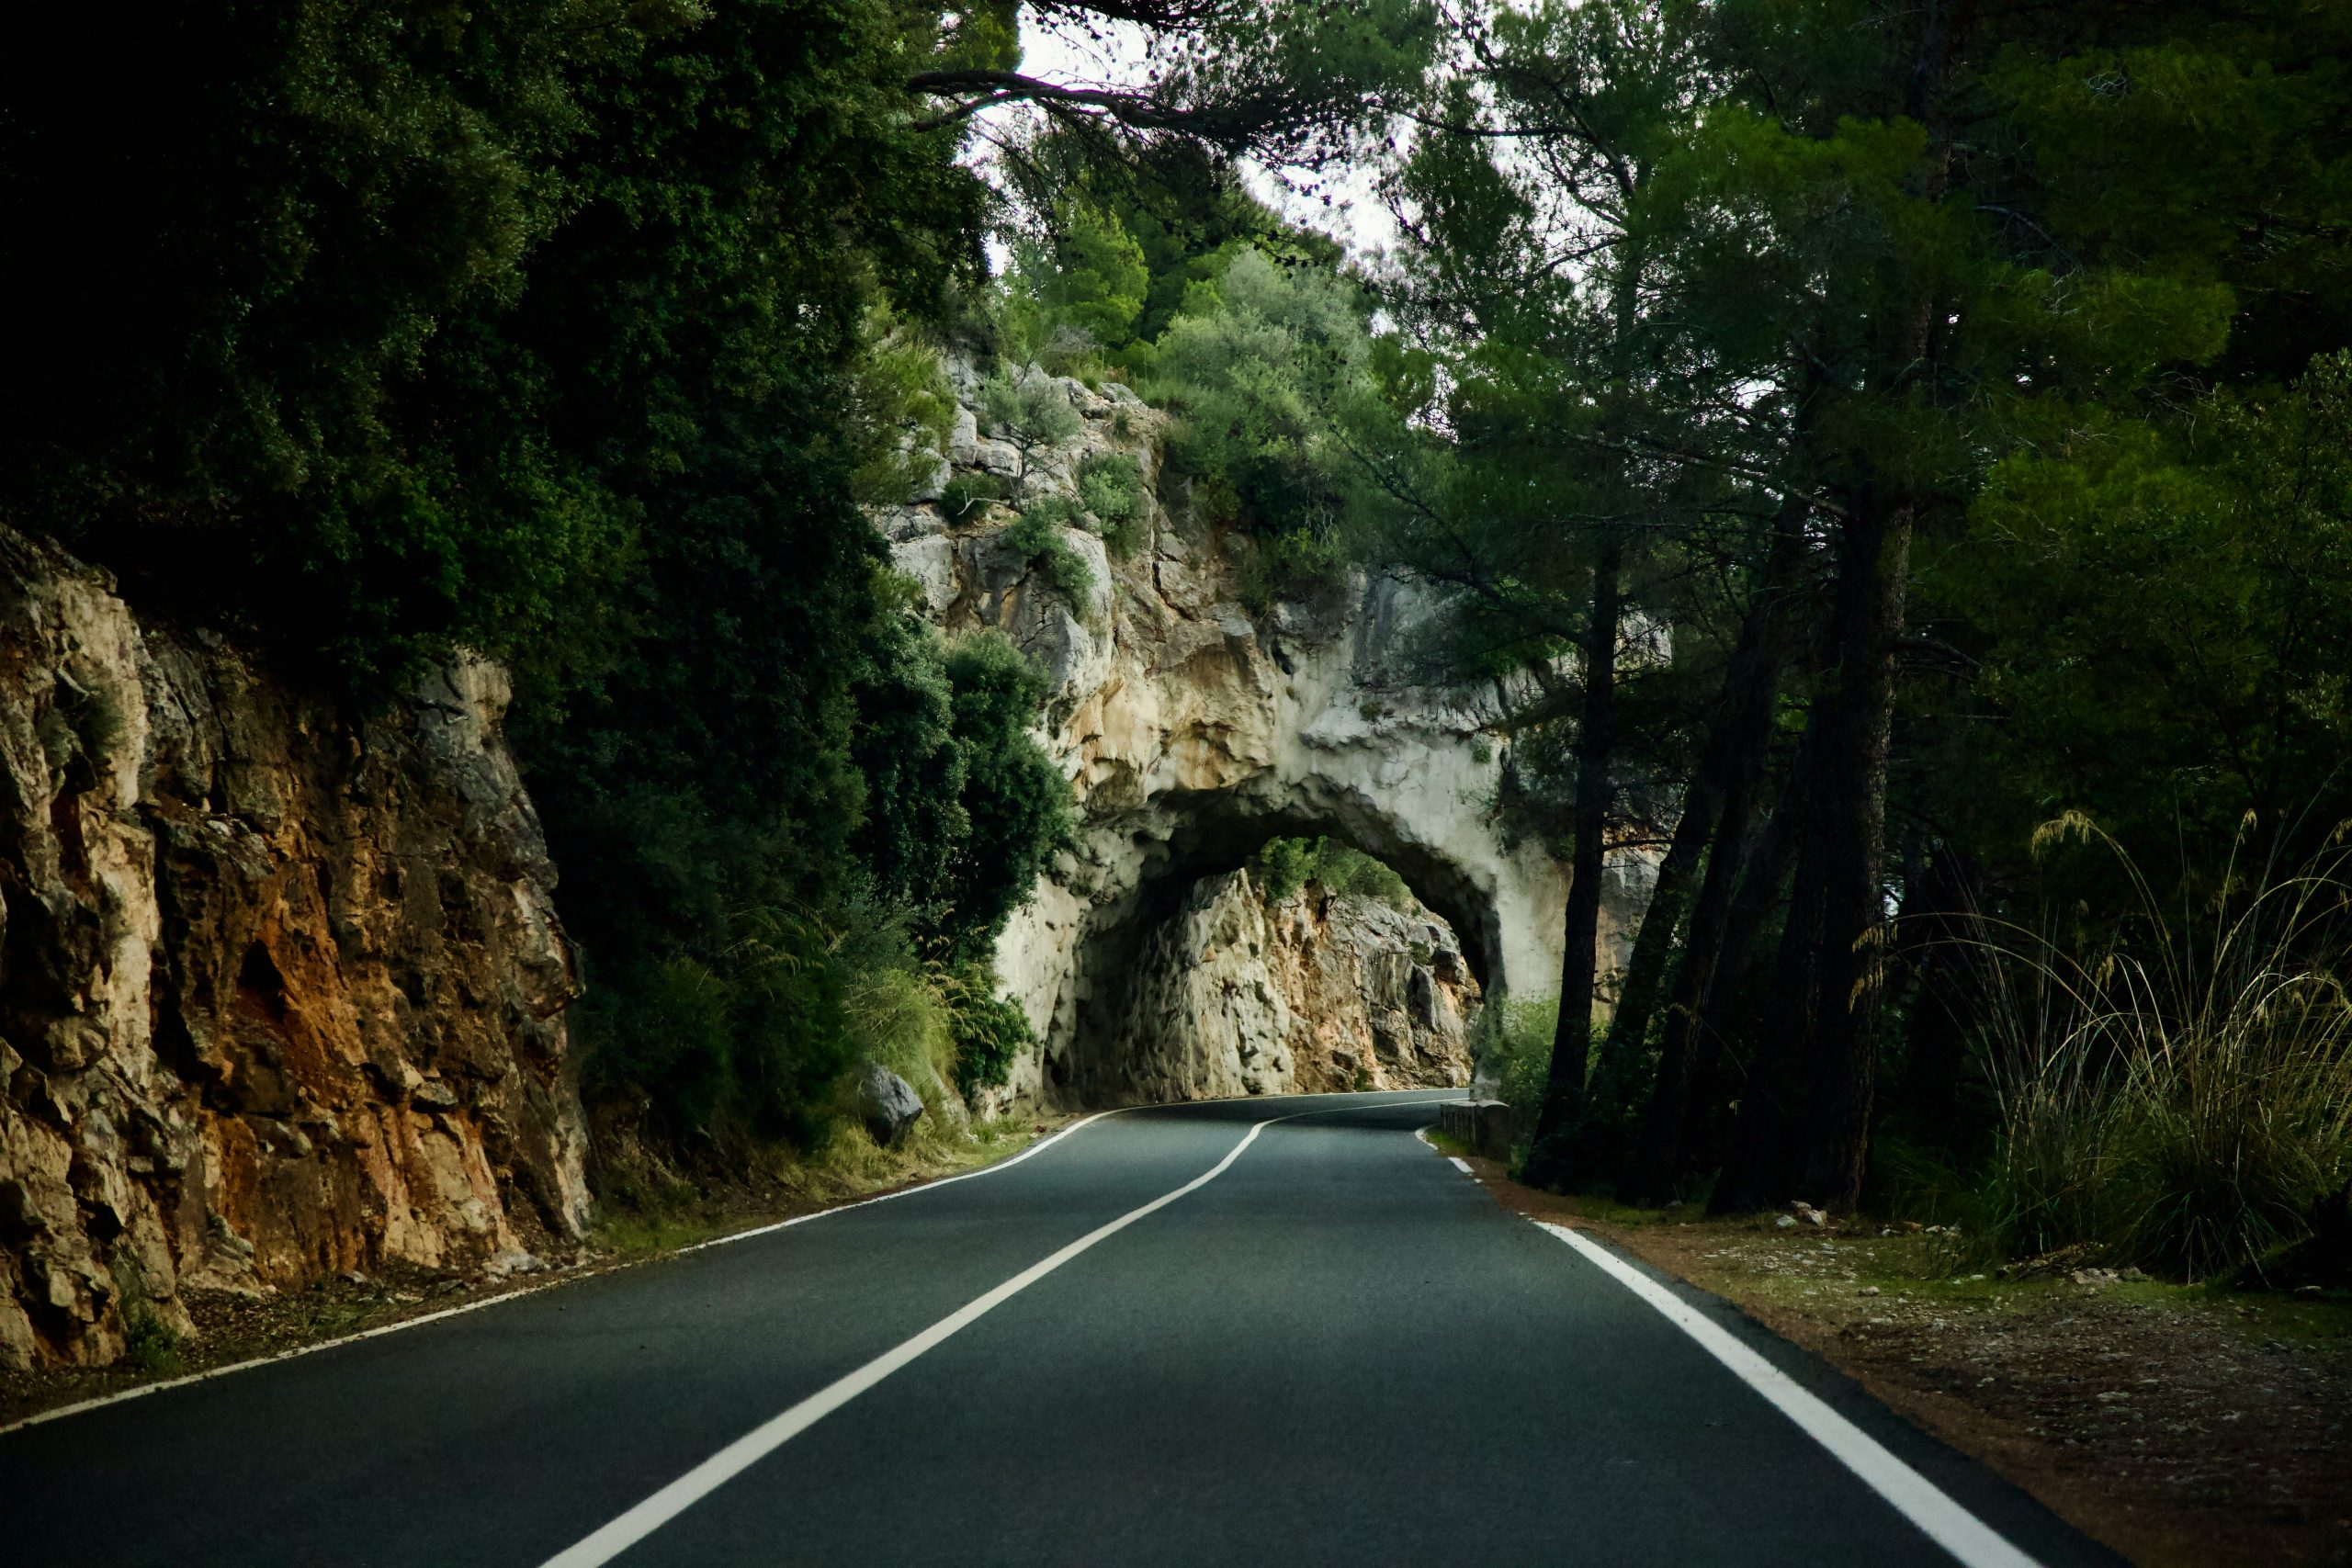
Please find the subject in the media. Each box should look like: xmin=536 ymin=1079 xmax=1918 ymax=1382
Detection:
xmin=1451 ymin=1149 xmax=2352 ymax=1568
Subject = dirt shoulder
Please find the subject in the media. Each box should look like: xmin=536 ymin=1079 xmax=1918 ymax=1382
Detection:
xmin=1448 ymin=1148 xmax=2352 ymax=1568
xmin=0 ymin=1114 xmax=1065 ymax=1432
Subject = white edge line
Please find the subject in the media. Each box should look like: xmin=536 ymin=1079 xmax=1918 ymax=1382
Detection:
xmin=0 ymin=1277 xmax=573 ymax=1437
xmin=1448 ymin=1156 xmax=1474 ymax=1174
xmin=1532 ymin=1221 xmax=2044 ymax=1568
xmin=677 ymin=1108 xmax=1120 ymax=1254
xmin=0 ymin=1111 xmax=1124 ymax=1438
xmin=537 ymin=1113 xmax=1288 ymax=1568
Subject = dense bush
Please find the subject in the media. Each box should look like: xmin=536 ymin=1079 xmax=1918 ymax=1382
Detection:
xmin=1251 ymin=836 xmax=1415 ymax=908
xmin=946 ymin=979 xmax=1038 ymax=1096
xmin=1076 ymin=452 xmax=1151 ymax=558
xmin=1468 ymin=995 xmax=1564 ymax=1169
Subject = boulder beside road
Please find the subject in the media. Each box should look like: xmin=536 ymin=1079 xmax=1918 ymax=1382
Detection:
xmin=858 ymin=1066 xmax=925 ymax=1147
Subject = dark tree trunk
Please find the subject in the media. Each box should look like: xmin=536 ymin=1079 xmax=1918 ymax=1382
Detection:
xmin=1789 ymin=501 xmax=1910 ymax=1206
xmin=1880 ymin=841 xmax=1982 ymax=1156
xmin=1708 ymin=0 xmax=1968 ymax=1215
xmin=1712 ymin=497 xmax=1912 ymax=1213
xmin=1679 ymin=755 xmax=1811 ymax=1194
xmin=1523 ymin=530 xmax=1623 ymax=1190
xmin=1701 ymin=706 xmax=1826 ymax=1212
xmin=1576 ymin=775 xmax=1717 ymax=1185
xmin=1619 ymin=502 xmax=1809 ymax=1203
xmin=1580 ymin=784 xmax=1713 ymax=1153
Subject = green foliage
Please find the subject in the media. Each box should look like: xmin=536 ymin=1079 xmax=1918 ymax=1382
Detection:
xmin=995 ymin=128 xmax=1348 ymax=380
xmin=849 ymin=310 xmax=959 ymax=505
xmin=1469 ymin=995 xmax=1565 ymax=1166
xmin=1005 ymin=503 xmax=1099 ymax=609
xmin=940 ymin=472 xmax=1006 ymax=523
xmin=940 ymin=633 xmax=1075 ymax=962
xmin=112 ymin=1264 xmax=185 ymax=1379
xmin=1076 ymin=451 xmax=1150 ymax=558
xmin=1927 ymin=352 xmax=2352 ymax=867
xmin=946 ymin=974 xmax=1035 ymax=1095
xmin=1250 ymin=836 xmax=1414 ymax=909
xmin=5 ymin=0 xmax=618 ymax=690
xmin=978 ymin=366 xmax=1082 ymax=476
xmin=1037 ymin=201 xmax=1150 ymax=348
xmin=1252 ymin=837 xmax=1318 ymax=901
xmin=1143 ymin=248 xmax=1407 ymax=605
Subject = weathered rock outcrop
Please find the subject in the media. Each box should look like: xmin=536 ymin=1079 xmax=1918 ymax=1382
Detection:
xmin=0 ymin=527 xmax=587 ymax=1369
xmin=882 ymin=365 xmax=1649 ymax=1109
xmin=1116 ymin=870 xmax=1477 ymax=1101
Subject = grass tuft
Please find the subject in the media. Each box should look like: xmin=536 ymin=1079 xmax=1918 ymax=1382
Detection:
xmin=1951 ymin=818 xmax=2352 ymax=1280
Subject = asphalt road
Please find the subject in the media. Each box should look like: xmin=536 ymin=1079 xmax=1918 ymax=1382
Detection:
xmin=0 ymin=1090 xmax=2123 ymax=1567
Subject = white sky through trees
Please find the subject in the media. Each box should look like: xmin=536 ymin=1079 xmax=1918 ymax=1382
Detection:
xmin=978 ymin=6 xmax=1403 ymax=265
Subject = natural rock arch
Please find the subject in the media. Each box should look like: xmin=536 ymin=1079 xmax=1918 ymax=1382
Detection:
xmin=885 ymin=369 xmax=1653 ymax=1109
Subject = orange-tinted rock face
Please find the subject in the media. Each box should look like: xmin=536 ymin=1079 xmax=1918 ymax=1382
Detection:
xmin=0 ymin=527 xmax=587 ymax=1369
xmin=1110 ymin=868 xmax=1481 ymax=1103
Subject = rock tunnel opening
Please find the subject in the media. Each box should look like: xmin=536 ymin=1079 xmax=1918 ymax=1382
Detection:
xmin=1049 ymin=787 xmax=1504 ymax=1107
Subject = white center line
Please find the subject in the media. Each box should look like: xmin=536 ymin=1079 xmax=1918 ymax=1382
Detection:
xmin=1532 ymin=1222 xmax=2044 ymax=1568
xmin=536 ymin=1110 xmax=1306 ymax=1568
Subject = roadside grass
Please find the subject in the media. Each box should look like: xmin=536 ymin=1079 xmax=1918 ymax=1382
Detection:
xmin=1953 ymin=816 xmax=2352 ymax=1281
xmin=590 ymin=1112 xmax=1046 ymax=1260
xmin=1423 ymin=1127 xmax=1469 ymax=1160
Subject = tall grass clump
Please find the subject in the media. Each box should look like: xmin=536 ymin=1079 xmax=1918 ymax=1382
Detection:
xmin=1960 ymin=814 xmax=2352 ymax=1280
xmin=1470 ymin=993 xmax=1563 ymax=1166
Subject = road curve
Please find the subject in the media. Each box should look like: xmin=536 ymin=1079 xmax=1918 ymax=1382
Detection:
xmin=0 ymin=1090 xmax=2120 ymax=1567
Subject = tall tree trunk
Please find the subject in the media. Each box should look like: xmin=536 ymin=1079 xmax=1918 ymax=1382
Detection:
xmin=1619 ymin=502 xmax=1809 ymax=1203
xmin=1713 ymin=501 xmax=1911 ymax=1213
xmin=1523 ymin=529 xmax=1623 ymax=1190
xmin=1579 ymin=786 xmax=1713 ymax=1163
xmin=1709 ymin=0 xmax=1969 ymax=1214
xmin=1679 ymin=756 xmax=1810 ymax=1194
xmin=1879 ymin=840 xmax=1982 ymax=1157
xmin=1790 ymin=501 xmax=1910 ymax=1206
xmin=1702 ymin=707 xmax=1825 ymax=1212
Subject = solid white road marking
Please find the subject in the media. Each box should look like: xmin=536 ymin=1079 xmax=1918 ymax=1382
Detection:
xmin=0 ymin=1113 xmax=1122 ymax=1438
xmin=1532 ymin=1222 xmax=2044 ymax=1568
xmin=1448 ymin=1156 xmax=1473 ymax=1174
xmin=0 ymin=1277 xmax=576 ymax=1438
xmin=537 ymin=1111 xmax=1306 ymax=1568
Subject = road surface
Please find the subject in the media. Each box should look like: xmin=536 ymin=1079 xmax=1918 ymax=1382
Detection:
xmin=0 ymin=1090 xmax=2120 ymax=1566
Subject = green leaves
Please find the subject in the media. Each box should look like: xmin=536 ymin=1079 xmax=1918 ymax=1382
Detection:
xmin=1934 ymin=354 xmax=2352 ymax=855
xmin=980 ymin=366 xmax=1084 ymax=463
xmin=1076 ymin=451 xmax=1150 ymax=558
xmin=1149 ymin=248 xmax=1390 ymax=597
xmin=1038 ymin=201 xmax=1151 ymax=348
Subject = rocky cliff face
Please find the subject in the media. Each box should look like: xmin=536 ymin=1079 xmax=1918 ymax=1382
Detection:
xmin=1117 ymin=870 xmax=1477 ymax=1101
xmin=0 ymin=527 xmax=587 ymax=1370
xmin=882 ymin=365 xmax=1642 ymax=1110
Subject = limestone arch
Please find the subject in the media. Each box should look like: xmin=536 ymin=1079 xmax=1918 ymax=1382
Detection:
xmin=878 ymin=369 xmax=1647 ymax=1111
xmin=982 ymin=568 xmax=1596 ymax=1109
xmin=1048 ymin=788 xmax=1520 ymax=1103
